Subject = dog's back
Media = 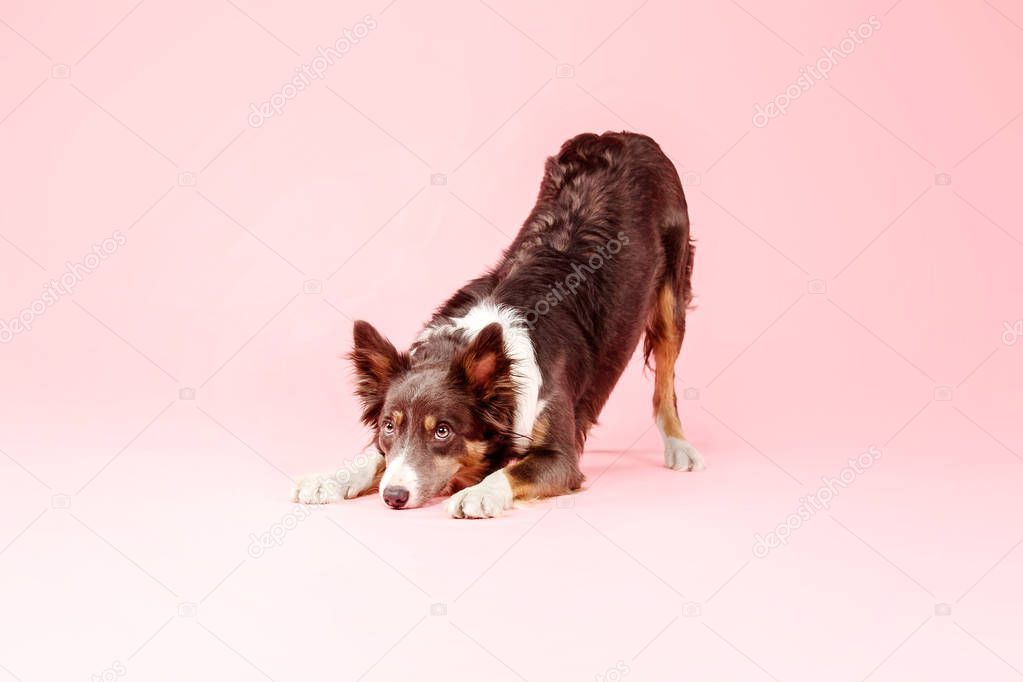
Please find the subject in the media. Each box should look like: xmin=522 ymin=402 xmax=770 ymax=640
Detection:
xmin=434 ymin=131 xmax=696 ymax=455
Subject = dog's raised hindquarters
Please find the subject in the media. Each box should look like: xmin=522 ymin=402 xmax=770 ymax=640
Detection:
xmin=293 ymin=131 xmax=702 ymax=517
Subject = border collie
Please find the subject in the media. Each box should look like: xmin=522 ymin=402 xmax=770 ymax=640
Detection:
xmin=294 ymin=131 xmax=703 ymax=517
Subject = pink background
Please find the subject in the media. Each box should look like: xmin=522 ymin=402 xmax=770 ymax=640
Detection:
xmin=1 ymin=0 xmax=1022 ymax=679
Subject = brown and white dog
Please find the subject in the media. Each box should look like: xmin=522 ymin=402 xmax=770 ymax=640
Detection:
xmin=293 ymin=131 xmax=703 ymax=517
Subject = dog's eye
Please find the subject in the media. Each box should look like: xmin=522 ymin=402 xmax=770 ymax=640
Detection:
xmin=382 ymin=419 xmax=395 ymax=435
xmin=435 ymin=423 xmax=452 ymax=440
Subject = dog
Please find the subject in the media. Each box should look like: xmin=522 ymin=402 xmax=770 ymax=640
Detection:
xmin=293 ymin=131 xmax=703 ymax=517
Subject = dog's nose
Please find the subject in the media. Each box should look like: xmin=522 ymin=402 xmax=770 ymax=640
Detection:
xmin=383 ymin=486 xmax=410 ymax=509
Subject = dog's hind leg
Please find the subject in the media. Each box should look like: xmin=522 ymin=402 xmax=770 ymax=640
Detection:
xmin=645 ymin=226 xmax=704 ymax=472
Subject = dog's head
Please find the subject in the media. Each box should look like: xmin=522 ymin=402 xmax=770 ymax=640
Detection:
xmin=349 ymin=320 xmax=517 ymax=509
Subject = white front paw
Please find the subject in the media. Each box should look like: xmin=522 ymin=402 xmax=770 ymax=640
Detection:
xmin=447 ymin=469 xmax=513 ymax=519
xmin=664 ymin=438 xmax=705 ymax=472
xmin=293 ymin=473 xmax=343 ymax=504
xmin=292 ymin=451 xmax=383 ymax=504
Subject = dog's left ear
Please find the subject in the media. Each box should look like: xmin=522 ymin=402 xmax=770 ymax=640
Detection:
xmin=349 ymin=320 xmax=410 ymax=426
xmin=454 ymin=323 xmax=516 ymax=434
xmin=454 ymin=322 xmax=511 ymax=397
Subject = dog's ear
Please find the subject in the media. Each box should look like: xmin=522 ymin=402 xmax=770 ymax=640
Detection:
xmin=453 ymin=323 xmax=517 ymax=433
xmin=349 ymin=321 xmax=410 ymax=426
xmin=454 ymin=322 xmax=509 ymax=395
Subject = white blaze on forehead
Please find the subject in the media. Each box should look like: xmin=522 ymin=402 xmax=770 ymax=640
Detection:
xmin=379 ymin=450 xmax=419 ymax=500
xmin=420 ymin=301 xmax=542 ymax=453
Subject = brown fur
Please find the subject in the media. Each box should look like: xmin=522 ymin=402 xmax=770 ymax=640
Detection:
xmin=450 ymin=440 xmax=491 ymax=491
xmin=350 ymin=321 xmax=411 ymax=426
xmin=530 ymin=410 xmax=551 ymax=445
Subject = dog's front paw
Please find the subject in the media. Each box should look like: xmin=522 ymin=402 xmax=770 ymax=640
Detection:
xmin=292 ymin=451 xmax=384 ymax=504
xmin=664 ymin=438 xmax=705 ymax=472
xmin=293 ymin=473 xmax=344 ymax=504
xmin=447 ymin=470 xmax=513 ymax=519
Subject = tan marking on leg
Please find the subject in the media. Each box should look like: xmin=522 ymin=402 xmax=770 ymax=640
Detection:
xmin=450 ymin=439 xmax=489 ymax=490
xmin=652 ymin=286 xmax=685 ymax=440
xmin=530 ymin=409 xmax=551 ymax=445
xmin=507 ymin=469 xmax=538 ymax=500
xmin=506 ymin=457 xmax=583 ymax=501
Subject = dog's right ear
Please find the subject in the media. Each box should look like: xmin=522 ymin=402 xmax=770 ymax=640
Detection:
xmin=349 ymin=321 xmax=410 ymax=427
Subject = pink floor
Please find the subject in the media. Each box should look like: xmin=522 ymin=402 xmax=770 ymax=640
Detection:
xmin=2 ymin=0 xmax=1022 ymax=680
